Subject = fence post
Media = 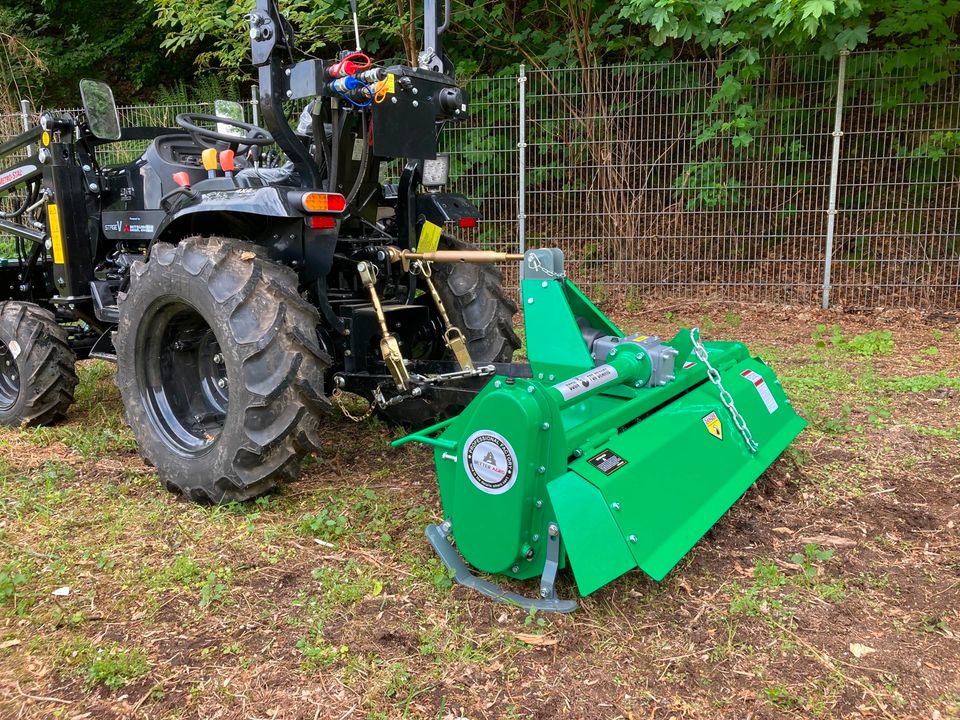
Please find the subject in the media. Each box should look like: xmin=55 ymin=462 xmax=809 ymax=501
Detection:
xmin=517 ymin=65 xmax=526 ymax=257
xmin=822 ymin=50 xmax=849 ymax=310
xmin=250 ymin=84 xmax=260 ymax=128
xmin=19 ymin=99 xmax=32 ymax=156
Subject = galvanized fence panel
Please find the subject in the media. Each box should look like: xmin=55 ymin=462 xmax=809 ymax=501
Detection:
xmin=523 ymin=58 xmax=837 ymax=305
xmin=830 ymin=51 xmax=960 ymax=309
xmin=1 ymin=51 xmax=957 ymax=309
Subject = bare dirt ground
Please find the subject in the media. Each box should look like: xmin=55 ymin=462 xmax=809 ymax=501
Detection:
xmin=0 ymin=300 xmax=958 ymax=719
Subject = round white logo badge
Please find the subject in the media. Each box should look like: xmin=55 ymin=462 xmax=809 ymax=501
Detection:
xmin=463 ymin=429 xmax=517 ymax=495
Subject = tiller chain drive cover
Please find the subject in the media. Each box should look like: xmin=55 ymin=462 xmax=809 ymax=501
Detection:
xmin=395 ymin=249 xmax=806 ymax=611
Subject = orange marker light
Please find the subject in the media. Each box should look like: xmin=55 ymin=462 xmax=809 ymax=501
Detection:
xmin=300 ymin=192 xmax=346 ymax=213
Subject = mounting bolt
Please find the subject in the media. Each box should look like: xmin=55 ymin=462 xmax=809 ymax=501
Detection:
xmin=286 ymin=90 xmax=293 ymax=98
xmin=411 ymin=387 xmax=422 ymax=397
xmin=440 ymin=520 xmax=452 ymax=534
xmin=81 ymin=164 xmax=91 ymax=172
xmin=494 ymin=380 xmax=502 ymax=388
xmin=57 ymin=278 xmax=65 ymax=287
xmin=344 ymin=349 xmax=352 ymax=357
xmin=573 ymin=448 xmax=583 ymax=458
xmin=412 ymin=87 xmax=418 ymax=95
xmin=541 ymin=422 xmax=550 ymax=431
xmin=285 ymin=68 xmax=291 ymax=76
xmin=540 ymin=587 xmax=550 ymax=598
xmin=611 ymin=502 xmax=621 ymax=511
xmin=628 ymin=535 xmax=638 ymax=544
xmin=527 ymin=297 xmax=534 ymax=304
xmin=548 ymin=523 xmax=559 ymax=537
xmin=511 ymin=565 xmax=520 ymax=573
xmin=217 ymin=378 xmax=227 ymax=389
xmin=213 ymin=353 xmax=223 ymax=364
xmin=537 ymin=465 xmax=546 ymax=474
xmin=535 ymin=500 xmax=543 ymax=509
xmin=391 ymin=97 xmax=398 ymax=104
xmin=173 ymin=341 xmax=184 ymax=351
xmin=541 ymin=281 xmax=548 ymax=288
xmin=412 ymin=100 xmax=419 ymax=108
xmin=527 ymin=385 xmax=535 ymax=394
xmin=532 ymin=534 xmax=540 ymax=542
xmin=88 ymin=183 xmax=99 ymax=192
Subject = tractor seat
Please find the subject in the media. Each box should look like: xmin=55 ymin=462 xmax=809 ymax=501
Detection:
xmin=235 ymin=162 xmax=299 ymax=188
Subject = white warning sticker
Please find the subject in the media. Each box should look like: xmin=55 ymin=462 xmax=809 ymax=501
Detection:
xmin=740 ymin=369 xmax=779 ymax=414
xmin=552 ymin=364 xmax=619 ymax=401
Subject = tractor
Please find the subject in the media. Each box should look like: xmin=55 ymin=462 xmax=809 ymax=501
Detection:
xmin=0 ymin=0 xmax=805 ymax=608
xmin=0 ymin=0 xmax=520 ymax=504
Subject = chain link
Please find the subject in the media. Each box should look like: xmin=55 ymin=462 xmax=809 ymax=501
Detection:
xmin=331 ymin=387 xmax=376 ymax=423
xmin=690 ymin=328 xmax=759 ymax=454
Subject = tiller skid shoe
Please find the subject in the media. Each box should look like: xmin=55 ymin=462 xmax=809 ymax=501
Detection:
xmin=394 ymin=249 xmax=806 ymax=611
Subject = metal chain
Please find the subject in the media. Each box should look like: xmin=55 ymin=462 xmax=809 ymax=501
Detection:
xmin=525 ymin=253 xmax=561 ymax=278
xmin=690 ymin=328 xmax=759 ymax=454
xmin=331 ymin=387 xmax=376 ymax=423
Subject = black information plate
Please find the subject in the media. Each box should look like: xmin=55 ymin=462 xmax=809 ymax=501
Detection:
xmin=587 ymin=449 xmax=628 ymax=476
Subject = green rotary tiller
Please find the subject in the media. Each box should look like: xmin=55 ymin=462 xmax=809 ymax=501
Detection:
xmin=394 ymin=249 xmax=805 ymax=612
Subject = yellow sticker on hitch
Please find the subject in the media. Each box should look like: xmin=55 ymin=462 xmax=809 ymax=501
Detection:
xmin=384 ymin=73 xmax=396 ymax=94
xmin=417 ymin=220 xmax=442 ymax=254
xmin=47 ymin=203 xmax=65 ymax=264
xmin=702 ymin=411 xmax=723 ymax=441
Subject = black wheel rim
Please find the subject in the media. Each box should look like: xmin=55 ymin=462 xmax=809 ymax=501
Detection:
xmin=0 ymin=340 xmax=19 ymax=412
xmin=139 ymin=300 xmax=228 ymax=456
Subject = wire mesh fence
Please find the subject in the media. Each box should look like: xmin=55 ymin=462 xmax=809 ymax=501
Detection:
xmin=0 ymin=49 xmax=957 ymax=309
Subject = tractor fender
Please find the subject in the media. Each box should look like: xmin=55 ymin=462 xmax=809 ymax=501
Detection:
xmin=154 ymin=186 xmax=299 ymax=242
xmin=153 ymin=186 xmax=337 ymax=279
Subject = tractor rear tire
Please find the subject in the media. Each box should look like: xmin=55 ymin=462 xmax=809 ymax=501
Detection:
xmin=115 ymin=236 xmax=330 ymax=503
xmin=376 ymin=233 xmax=521 ymax=427
xmin=0 ymin=301 xmax=77 ymax=427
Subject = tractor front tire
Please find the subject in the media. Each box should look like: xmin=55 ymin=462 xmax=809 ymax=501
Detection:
xmin=0 ymin=301 xmax=77 ymax=427
xmin=115 ymin=237 xmax=330 ymax=503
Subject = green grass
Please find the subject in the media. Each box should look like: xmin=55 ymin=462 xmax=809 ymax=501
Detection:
xmin=0 ymin=309 xmax=957 ymax=717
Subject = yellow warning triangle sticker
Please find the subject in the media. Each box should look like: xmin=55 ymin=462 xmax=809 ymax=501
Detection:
xmin=702 ymin=411 xmax=723 ymax=441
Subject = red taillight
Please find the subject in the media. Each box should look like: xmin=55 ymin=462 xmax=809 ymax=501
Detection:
xmin=458 ymin=217 xmax=477 ymax=229
xmin=307 ymin=216 xmax=337 ymax=230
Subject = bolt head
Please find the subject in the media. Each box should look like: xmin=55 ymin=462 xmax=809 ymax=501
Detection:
xmin=548 ymin=524 xmax=559 ymax=537
xmin=286 ymin=90 xmax=293 ymax=98
xmin=628 ymin=534 xmax=638 ymax=544
xmin=217 ymin=378 xmax=227 ymax=389
xmin=526 ymin=385 xmax=535 ymax=394
xmin=213 ymin=353 xmax=223 ymax=364
xmin=412 ymin=100 xmax=419 ymax=108
xmin=511 ymin=565 xmax=520 ymax=573
xmin=541 ymin=422 xmax=550 ymax=431
xmin=537 ymin=465 xmax=546 ymax=474
xmin=535 ymin=500 xmax=543 ymax=509
xmin=611 ymin=502 xmax=621 ymax=511
xmin=88 ymin=183 xmax=99 ymax=192
xmin=527 ymin=297 xmax=534 ymax=304
xmin=411 ymin=387 xmax=422 ymax=397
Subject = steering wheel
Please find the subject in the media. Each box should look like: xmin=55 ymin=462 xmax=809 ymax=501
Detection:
xmin=175 ymin=113 xmax=274 ymax=154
